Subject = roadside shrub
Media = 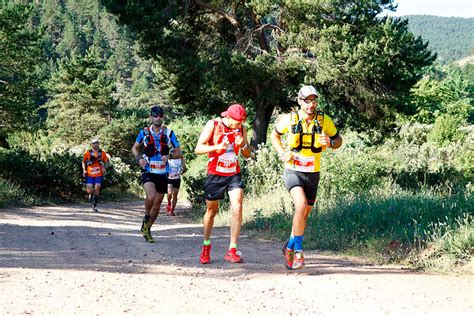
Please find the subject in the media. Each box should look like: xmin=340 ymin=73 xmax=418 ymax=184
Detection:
xmin=184 ymin=173 xmax=206 ymax=207
xmin=0 ymin=179 xmax=42 ymax=207
xmin=241 ymin=143 xmax=284 ymax=196
xmin=7 ymin=129 xmax=53 ymax=159
xmin=102 ymin=156 xmax=140 ymax=192
xmin=0 ymin=148 xmax=83 ymax=200
xmin=374 ymin=123 xmax=473 ymax=192
xmin=167 ymin=116 xmax=208 ymax=162
xmin=319 ymin=148 xmax=385 ymax=199
xmin=0 ymin=148 xmax=135 ymax=203
xmin=428 ymin=114 xmax=467 ymax=145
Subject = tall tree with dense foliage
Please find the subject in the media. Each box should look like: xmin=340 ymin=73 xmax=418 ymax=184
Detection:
xmin=44 ymin=46 xmax=117 ymax=144
xmin=102 ymin=0 xmax=435 ymax=144
xmin=0 ymin=4 xmax=43 ymax=146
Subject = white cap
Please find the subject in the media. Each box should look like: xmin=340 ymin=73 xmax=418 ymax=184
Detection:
xmin=298 ymin=85 xmax=318 ymax=99
xmin=91 ymin=138 xmax=99 ymax=144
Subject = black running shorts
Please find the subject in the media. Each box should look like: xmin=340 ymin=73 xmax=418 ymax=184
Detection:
xmin=167 ymin=178 xmax=181 ymax=189
xmin=141 ymin=172 xmax=168 ymax=194
xmin=204 ymin=173 xmax=244 ymax=201
xmin=283 ymin=169 xmax=320 ymax=205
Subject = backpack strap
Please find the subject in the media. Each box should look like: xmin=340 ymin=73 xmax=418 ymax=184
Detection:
xmin=290 ymin=111 xmax=303 ymax=152
xmin=164 ymin=126 xmax=174 ymax=148
xmin=143 ymin=126 xmax=158 ymax=157
xmin=309 ymin=111 xmax=324 ymax=153
xmin=86 ymin=149 xmax=104 ymax=166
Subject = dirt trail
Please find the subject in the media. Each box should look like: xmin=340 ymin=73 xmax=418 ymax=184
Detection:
xmin=0 ymin=201 xmax=472 ymax=315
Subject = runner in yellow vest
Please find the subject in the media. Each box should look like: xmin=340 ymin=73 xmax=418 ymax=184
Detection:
xmin=271 ymin=85 xmax=343 ymax=269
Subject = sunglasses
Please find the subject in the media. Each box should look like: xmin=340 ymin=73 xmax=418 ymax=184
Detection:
xmin=152 ymin=113 xmax=164 ymax=118
xmin=301 ymin=97 xmax=318 ymax=104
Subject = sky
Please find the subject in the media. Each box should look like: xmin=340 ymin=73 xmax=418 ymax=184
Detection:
xmin=386 ymin=0 xmax=474 ymax=18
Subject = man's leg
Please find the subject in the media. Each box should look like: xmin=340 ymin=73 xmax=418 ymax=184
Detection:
xmin=223 ymin=188 xmax=244 ymax=263
xmin=227 ymin=188 xmax=243 ymax=246
xmin=287 ymin=186 xmax=309 ymax=269
xmin=289 ymin=186 xmax=308 ymax=236
xmin=140 ymin=182 xmax=157 ymax=242
xmin=166 ymin=184 xmax=173 ymax=212
xmin=171 ymin=188 xmax=179 ymax=209
xmin=149 ymin=192 xmax=164 ymax=227
xmin=86 ymin=184 xmax=94 ymax=201
xmin=200 ymin=199 xmax=219 ymax=264
xmin=92 ymin=184 xmax=101 ymax=211
xmin=85 ymin=179 xmax=97 ymax=212
xmin=143 ymin=182 xmax=156 ymax=215
xmin=203 ymin=200 xmax=219 ymax=240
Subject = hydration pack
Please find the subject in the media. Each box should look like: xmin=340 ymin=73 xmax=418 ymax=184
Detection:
xmin=143 ymin=127 xmax=158 ymax=157
xmin=288 ymin=110 xmax=325 ymax=153
xmin=86 ymin=149 xmax=104 ymax=166
xmin=143 ymin=126 xmax=173 ymax=157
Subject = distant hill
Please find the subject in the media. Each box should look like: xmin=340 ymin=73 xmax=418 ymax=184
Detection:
xmin=403 ymin=15 xmax=474 ymax=64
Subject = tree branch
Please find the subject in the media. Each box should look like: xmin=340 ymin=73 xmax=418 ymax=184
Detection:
xmin=194 ymin=1 xmax=240 ymax=29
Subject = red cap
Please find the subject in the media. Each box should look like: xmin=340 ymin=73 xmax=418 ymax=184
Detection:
xmin=221 ymin=103 xmax=247 ymax=122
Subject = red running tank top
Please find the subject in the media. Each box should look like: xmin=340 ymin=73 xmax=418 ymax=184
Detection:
xmin=207 ymin=119 xmax=241 ymax=176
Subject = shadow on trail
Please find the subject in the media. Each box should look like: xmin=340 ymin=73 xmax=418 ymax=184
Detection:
xmin=0 ymin=201 xmax=416 ymax=278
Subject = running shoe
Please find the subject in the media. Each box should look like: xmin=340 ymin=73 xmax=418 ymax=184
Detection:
xmin=292 ymin=251 xmax=305 ymax=270
xmin=224 ymin=248 xmax=243 ymax=263
xmin=145 ymin=231 xmax=155 ymax=243
xmin=284 ymin=249 xmax=294 ymax=270
xmin=92 ymin=207 xmax=99 ymax=212
xmin=140 ymin=218 xmax=149 ymax=235
xmin=168 ymin=207 xmax=176 ymax=216
xmin=200 ymin=244 xmax=211 ymax=264
xmin=140 ymin=218 xmax=154 ymax=242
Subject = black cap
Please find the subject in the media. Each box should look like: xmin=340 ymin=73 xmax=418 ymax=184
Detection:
xmin=150 ymin=105 xmax=164 ymax=117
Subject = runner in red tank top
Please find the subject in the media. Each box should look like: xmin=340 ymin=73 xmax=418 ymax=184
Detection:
xmin=195 ymin=103 xmax=252 ymax=264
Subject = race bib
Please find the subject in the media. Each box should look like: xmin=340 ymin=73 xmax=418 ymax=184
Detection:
xmin=216 ymin=152 xmax=237 ymax=174
xmin=89 ymin=166 xmax=101 ymax=176
xmin=293 ymin=155 xmax=315 ymax=172
xmin=149 ymin=161 xmax=166 ymax=174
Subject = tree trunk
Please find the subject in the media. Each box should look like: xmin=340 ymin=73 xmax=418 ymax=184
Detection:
xmin=251 ymin=100 xmax=274 ymax=147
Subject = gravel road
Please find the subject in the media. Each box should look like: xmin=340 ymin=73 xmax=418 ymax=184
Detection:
xmin=0 ymin=201 xmax=472 ymax=315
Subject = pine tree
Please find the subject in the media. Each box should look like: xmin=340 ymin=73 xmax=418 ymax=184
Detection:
xmin=0 ymin=4 xmax=43 ymax=145
xmin=44 ymin=46 xmax=117 ymax=144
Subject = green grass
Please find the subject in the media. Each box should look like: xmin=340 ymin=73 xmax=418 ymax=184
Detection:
xmin=241 ymin=187 xmax=473 ymax=273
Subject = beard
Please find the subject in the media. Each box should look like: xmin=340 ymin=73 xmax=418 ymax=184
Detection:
xmin=153 ymin=120 xmax=163 ymax=127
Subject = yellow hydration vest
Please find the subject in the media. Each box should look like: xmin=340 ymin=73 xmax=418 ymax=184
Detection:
xmin=275 ymin=109 xmax=337 ymax=173
xmin=288 ymin=110 xmax=325 ymax=153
